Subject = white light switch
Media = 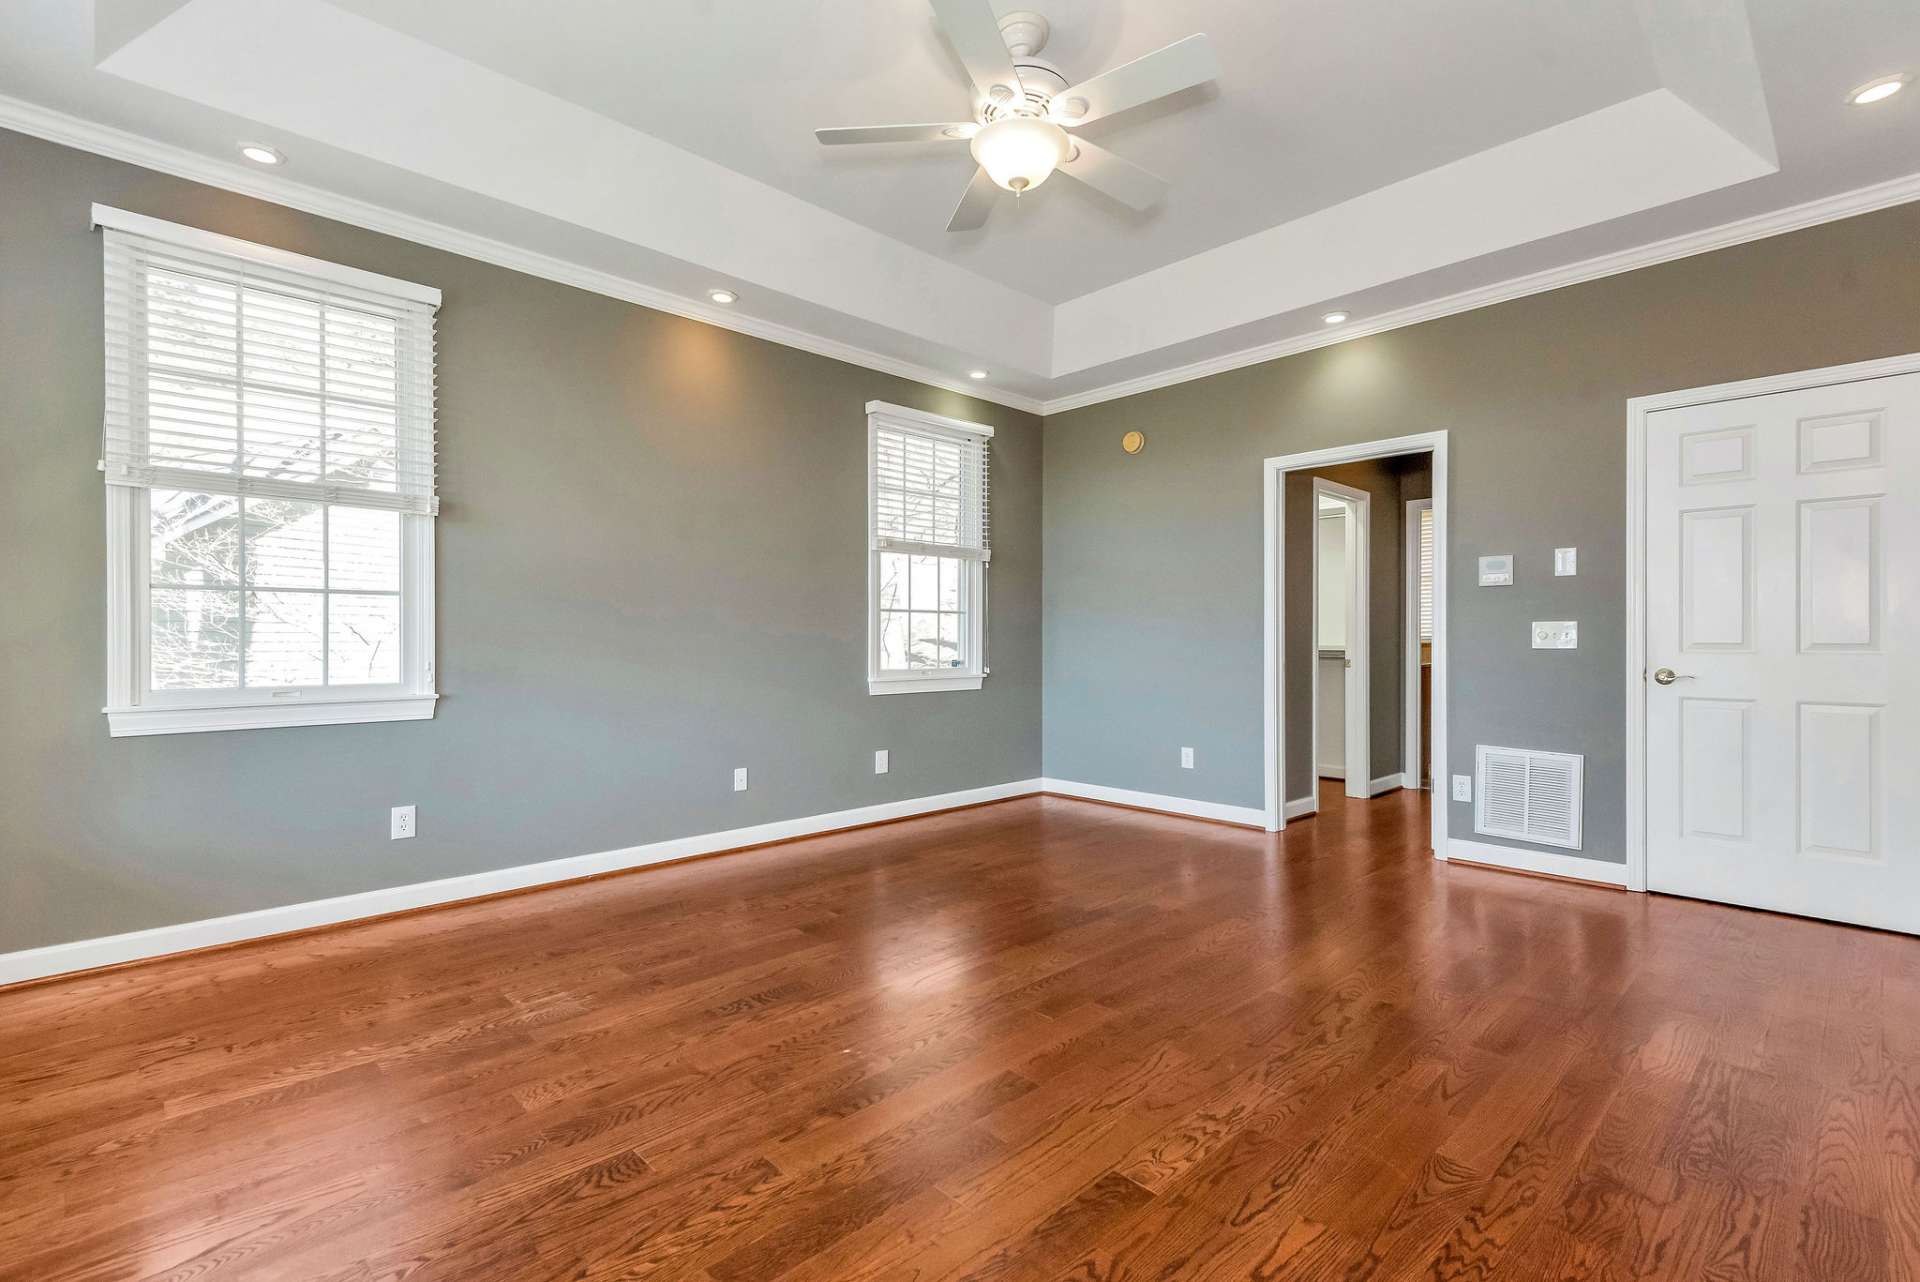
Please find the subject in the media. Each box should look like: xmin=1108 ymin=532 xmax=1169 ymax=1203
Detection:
xmin=1451 ymin=775 xmax=1472 ymax=803
xmin=874 ymin=749 xmax=889 ymax=775
xmin=1478 ymin=555 xmax=1513 ymax=586
xmin=1554 ymin=547 xmax=1577 ymax=576
xmin=1180 ymin=746 xmax=1195 ymax=769
xmin=733 ymin=767 xmax=748 ymax=792
xmin=1532 ymin=621 xmax=1578 ymax=649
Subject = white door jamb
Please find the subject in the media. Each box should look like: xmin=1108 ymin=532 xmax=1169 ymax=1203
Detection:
xmin=1404 ymin=497 xmax=1432 ymax=789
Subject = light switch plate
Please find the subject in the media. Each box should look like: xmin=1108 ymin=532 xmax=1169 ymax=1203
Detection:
xmin=1451 ymin=775 xmax=1472 ymax=802
xmin=1180 ymin=746 xmax=1195 ymax=769
xmin=1532 ymin=620 xmax=1578 ymax=649
xmin=1478 ymin=554 xmax=1513 ymax=586
xmin=1554 ymin=547 xmax=1577 ymax=576
xmin=874 ymin=749 xmax=888 ymax=775
xmin=733 ymin=767 xmax=748 ymax=792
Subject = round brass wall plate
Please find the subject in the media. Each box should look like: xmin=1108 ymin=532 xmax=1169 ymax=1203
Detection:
xmin=1121 ymin=430 xmax=1146 ymax=455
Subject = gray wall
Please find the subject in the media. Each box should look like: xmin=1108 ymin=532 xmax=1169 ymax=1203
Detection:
xmin=0 ymin=129 xmax=1042 ymax=953
xmin=1284 ymin=456 xmax=1430 ymax=801
xmin=1044 ymin=197 xmax=1920 ymax=864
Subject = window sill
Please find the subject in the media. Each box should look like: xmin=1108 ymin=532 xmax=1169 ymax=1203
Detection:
xmin=867 ymin=674 xmax=984 ymax=696
xmin=105 ymin=693 xmax=439 ymax=737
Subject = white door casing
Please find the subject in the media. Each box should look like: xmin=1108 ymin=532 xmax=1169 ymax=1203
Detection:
xmin=1640 ymin=370 xmax=1917 ymax=934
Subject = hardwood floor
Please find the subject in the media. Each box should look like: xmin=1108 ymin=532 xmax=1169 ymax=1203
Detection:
xmin=3 ymin=786 xmax=1918 ymax=1280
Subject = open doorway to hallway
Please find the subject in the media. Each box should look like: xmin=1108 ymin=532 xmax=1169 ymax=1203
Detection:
xmin=1264 ymin=432 xmax=1447 ymax=853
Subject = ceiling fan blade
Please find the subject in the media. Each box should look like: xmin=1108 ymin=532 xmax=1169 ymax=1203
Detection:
xmin=815 ymin=123 xmax=978 ymax=146
xmin=928 ymin=0 xmax=1024 ymax=109
xmin=947 ymin=167 xmax=998 ymax=232
xmin=1058 ymin=140 xmax=1169 ymax=211
xmin=1052 ymin=33 xmax=1219 ymax=126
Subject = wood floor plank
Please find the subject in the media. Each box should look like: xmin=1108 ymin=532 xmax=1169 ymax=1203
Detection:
xmin=2 ymin=785 xmax=1917 ymax=1280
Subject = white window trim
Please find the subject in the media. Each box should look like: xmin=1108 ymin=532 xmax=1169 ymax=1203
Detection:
xmin=865 ymin=401 xmax=992 ymax=696
xmin=97 ymin=208 xmax=439 ymax=736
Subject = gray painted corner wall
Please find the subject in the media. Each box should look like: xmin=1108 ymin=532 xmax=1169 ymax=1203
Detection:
xmin=1044 ymin=196 xmax=1920 ymax=865
xmin=1284 ymin=456 xmax=1431 ymax=802
xmin=0 ymin=129 xmax=1041 ymax=953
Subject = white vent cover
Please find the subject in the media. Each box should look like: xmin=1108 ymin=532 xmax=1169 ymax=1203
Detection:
xmin=1475 ymin=746 xmax=1583 ymax=849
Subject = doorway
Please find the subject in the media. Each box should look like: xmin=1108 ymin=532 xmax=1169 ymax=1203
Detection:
xmin=1627 ymin=355 xmax=1919 ymax=933
xmin=1264 ymin=431 xmax=1449 ymax=853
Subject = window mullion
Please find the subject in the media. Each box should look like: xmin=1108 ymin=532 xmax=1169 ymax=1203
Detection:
xmin=320 ymin=504 xmax=331 ymax=688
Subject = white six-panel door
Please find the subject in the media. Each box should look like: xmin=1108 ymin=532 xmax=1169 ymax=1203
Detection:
xmin=1645 ymin=373 xmax=1917 ymax=934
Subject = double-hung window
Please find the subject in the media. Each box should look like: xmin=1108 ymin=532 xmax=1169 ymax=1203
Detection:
xmin=866 ymin=401 xmax=991 ymax=695
xmin=96 ymin=206 xmax=440 ymax=736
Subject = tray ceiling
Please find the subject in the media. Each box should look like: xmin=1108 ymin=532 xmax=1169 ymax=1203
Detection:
xmin=2 ymin=0 xmax=1916 ymax=407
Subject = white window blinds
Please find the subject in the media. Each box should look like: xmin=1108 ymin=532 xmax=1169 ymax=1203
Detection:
xmin=99 ymin=208 xmax=439 ymax=516
xmin=1418 ymin=505 xmax=1435 ymax=641
xmin=870 ymin=410 xmax=990 ymax=562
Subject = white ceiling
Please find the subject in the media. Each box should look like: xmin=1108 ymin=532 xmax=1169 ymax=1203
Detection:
xmin=3 ymin=0 xmax=1918 ymax=410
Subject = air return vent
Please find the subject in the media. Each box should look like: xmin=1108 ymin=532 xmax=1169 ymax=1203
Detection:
xmin=1475 ymin=746 xmax=1583 ymax=849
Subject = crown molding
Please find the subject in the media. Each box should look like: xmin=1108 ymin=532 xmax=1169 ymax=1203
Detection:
xmin=1040 ymin=167 xmax=1920 ymax=415
xmin=0 ymin=94 xmax=1046 ymax=416
xmin=8 ymin=92 xmax=1918 ymax=424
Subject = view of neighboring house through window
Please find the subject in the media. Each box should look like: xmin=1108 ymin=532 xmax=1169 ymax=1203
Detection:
xmin=97 ymin=207 xmax=440 ymax=735
xmin=866 ymin=402 xmax=992 ymax=694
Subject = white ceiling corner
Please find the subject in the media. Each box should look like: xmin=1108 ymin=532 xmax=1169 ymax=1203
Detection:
xmin=0 ymin=0 xmax=1912 ymax=412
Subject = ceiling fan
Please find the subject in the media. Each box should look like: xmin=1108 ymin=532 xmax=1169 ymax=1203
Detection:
xmin=815 ymin=3 xmax=1219 ymax=231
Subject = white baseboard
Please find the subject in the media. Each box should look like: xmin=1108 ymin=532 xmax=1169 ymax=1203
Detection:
xmin=1284 ymin=794 xmax=1319 ymax=820
xmin=1369 ymin=773 xmax=1408 ymax=796
xmin=1317 ymin=766 xmax=1345 ymax=780
xmin=1037 ymin=778 xmax=1267 ymax=828
xmin=0 ymin=778 xmax=1046 ymax=987
xmin=1443 ymin=837 xmax=1628 ymax=887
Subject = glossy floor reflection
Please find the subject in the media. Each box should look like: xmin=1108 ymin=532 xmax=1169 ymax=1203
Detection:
xmin=2 ymin=785 xmax=1916 ymax=1279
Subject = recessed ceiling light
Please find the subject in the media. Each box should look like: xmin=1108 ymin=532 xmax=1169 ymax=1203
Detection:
xmin=708 ymin=288 xmax=737 ymax=305
xmin=967 ymin=369 xmax=989 ymax=379
xmin=238 ymin=143 xmax=284 ymax=166
xmin=1849 ymin=74 xmax=1908 ymax=105
xmin=1321 ymin=310 xmax=1349 ymax=325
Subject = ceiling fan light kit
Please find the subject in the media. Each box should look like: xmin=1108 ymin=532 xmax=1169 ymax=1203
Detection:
xmin=972 ymin=115 xmax=1070 ymax=192
xmin=815 ymin=0 xmax=1219 ymax=230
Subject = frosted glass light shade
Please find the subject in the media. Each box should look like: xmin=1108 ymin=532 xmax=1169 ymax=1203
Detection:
xmin=970 ymin=116 xmax=1070 ymax=193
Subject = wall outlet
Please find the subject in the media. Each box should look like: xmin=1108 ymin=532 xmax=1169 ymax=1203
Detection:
xmin=1180 ymin=746 xmax=1195 ymax=769
xmin=1451 ymin=775 xmax=1472 ymax=803
xmin=1531 ymin=620 xmax=1578 ymax=649
xmin=1554 ymin=547 xmax=1578 ymax=576
xmin=390 ymin=805 xmax=416 ymax=840
xmin=733 ymin=767 xmax=748 ymax=792
xmin=874 ymin=749 xmax=889 ymax=775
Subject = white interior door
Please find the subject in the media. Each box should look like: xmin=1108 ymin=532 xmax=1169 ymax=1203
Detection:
xmin=1645 ymin=372 xmax=1919 ymax=933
